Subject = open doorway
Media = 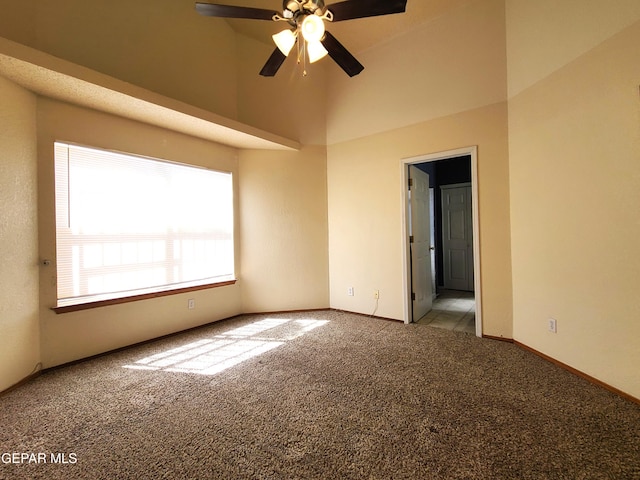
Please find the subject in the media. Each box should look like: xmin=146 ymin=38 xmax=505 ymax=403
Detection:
xmin=401 ymin=147 xmax=482 ymax=337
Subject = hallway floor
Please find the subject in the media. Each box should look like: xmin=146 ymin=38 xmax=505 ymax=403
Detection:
xmin=416 ymin=289 xmax=475 ymax=334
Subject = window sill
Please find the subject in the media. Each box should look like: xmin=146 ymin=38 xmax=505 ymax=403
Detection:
xmin=51 ymin=280 xmax=237 ymax=314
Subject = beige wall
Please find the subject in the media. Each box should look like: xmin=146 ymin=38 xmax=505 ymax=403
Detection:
xmin=37 ymin=98 xmax=243 ymax=368
xmin=506 ymin=0 xmax=640 ymax=97
xmin=507 ymin=4 xmax=640 ymax=397
xmin=325 ymin=0 xmax=512 ymax=336
xmin=326 ymin=0 xmax=507 ymax=144
xmin=0 ymin=76 xmax=40 ymax=391
xmin=327 ymin=103 xmax=512 ymax=335
xmin=18 ymin=97 xmax=333 ymax=370
xmin=4 ymin=0 xmax=637 ymax=401
xmin=239 ymin=147 xmax=330 ymax=313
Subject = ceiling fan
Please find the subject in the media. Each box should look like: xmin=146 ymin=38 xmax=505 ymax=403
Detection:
xmin=195 ymin=0 xmax=408 ymax=77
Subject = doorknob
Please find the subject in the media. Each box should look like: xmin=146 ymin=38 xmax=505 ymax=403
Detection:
xmin=430 ymin=246 xmax=435 ymax=251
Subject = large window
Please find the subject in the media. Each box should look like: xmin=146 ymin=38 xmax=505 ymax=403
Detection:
xmin=54 ymin=142 xmax=234 ymax=309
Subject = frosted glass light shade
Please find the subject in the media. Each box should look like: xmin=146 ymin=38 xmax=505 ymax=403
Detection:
xmin=307 ymin=40 xmax=328 ymax=63
xmin=273 ymin=29 xmax=296 ymax=56
xmin=301 ymin=15 xmax=325 ymax=42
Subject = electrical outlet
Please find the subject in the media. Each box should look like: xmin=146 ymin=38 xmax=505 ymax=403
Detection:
xmin=374 ymin=290 xmax=380 ymax=299
xmin=188 ymin=299 xmax=195 ymax=310
xmin=548 ymin=318 xmax=557 ymax=333
xmin=348 ymin=287 xmax=354 ymax=296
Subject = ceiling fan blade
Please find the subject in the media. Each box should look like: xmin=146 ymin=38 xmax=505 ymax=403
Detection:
xmin=195 ymin=3 xmax=278 ymax=21
xmin=321 ymin=31 xmax=364 ymax=77
xmin=259 ymin=48 xmax=288 ymax=77
xmin=327 ymin=0 xmax=407 ymax=22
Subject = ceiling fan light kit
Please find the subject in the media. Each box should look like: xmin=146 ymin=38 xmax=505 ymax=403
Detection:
xmin=300 ymin=14 xmax=325 ymax=42
xmin=307 ymin=40 xmax=329 ymax=63
xmin=196 ymin=0 xmax=408 ymax=77
xmin=272 ymin=29 xmax=297 ymax=56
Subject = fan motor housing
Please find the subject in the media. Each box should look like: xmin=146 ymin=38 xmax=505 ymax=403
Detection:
xmin=283 ymin=0 xmax=325 ymax=18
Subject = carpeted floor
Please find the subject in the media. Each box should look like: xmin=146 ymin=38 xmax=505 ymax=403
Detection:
xmin=1 ymin=310 xmax=639 ymax=479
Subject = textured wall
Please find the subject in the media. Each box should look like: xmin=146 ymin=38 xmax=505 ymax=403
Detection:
xmin=36 ymin=98 xmax=243 ymax=368
xmin=508 ymin=3 xmax=640 ymax=398
xmin=239 ymin=146 xmax=329 ymax=312
xmin=0 ymin=75 xmax=40 ymax=391
xmin=327 ymin=103 xmax=513 ymax=336
xmin=325 ymin=0 xmax=512 ymax=336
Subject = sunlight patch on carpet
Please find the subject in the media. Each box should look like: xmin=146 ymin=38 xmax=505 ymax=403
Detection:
xmin=123 ymin=317 xmax=329 ymax=375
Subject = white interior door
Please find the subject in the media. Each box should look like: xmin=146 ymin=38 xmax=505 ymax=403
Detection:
xmin=410 ymin=166 xmax=433 ymax=321
xmin=429 ymin=188 xmax=436 ymax=300
xmin=441 ymin=184 xmax=474 ymax=291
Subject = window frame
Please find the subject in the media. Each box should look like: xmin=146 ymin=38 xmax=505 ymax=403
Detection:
xmin=51 ymin=280 xmax=236 ymax=313
xmin=52 ymin=142 xmax=237 ymax=313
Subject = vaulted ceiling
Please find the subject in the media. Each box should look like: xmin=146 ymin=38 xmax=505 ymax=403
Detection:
xmin=215 ymin=0 xmax=475 ymax=53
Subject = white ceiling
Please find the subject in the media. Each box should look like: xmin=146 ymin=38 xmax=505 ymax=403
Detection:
xmin=220 ymin=0 xmax=475 ymax=54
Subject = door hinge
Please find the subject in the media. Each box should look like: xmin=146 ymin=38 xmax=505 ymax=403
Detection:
xmin=408 ymin=178 xmax=413 ymax=189
xmin=411 ymin=292 xmax=416 ymax=301
xmin=409 ymin=235 xmax=414 ymax=243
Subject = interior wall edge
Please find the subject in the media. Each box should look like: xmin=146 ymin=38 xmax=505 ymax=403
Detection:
xmin=514 ymin=340 xmax=640 ymax=406
xmin=0 ymin=74 xmax=41 ymax=393
xmin=507 ymin=18 xmax=640 ymax=401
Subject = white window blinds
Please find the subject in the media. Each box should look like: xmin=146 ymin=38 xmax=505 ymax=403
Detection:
xmin=54 ymin=142 xmax=234 ymax=307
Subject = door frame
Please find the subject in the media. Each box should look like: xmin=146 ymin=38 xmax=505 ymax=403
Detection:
xmin=400 ymin=146 xmax=483 ymax=337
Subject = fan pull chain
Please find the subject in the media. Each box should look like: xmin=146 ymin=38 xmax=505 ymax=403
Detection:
xmin=293 ymin=33 xmax=309 ymax=77
xmin=296 ymin=36 xmax=305 ymax=76
xmin=301 ymin=39 xmax=308 ymax=77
